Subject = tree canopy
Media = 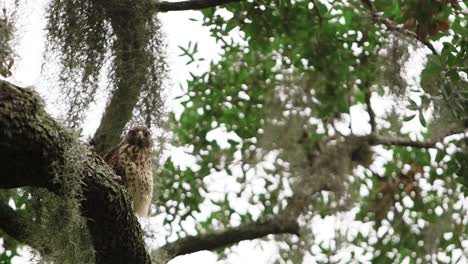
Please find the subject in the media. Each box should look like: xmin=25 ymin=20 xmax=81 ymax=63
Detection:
xmin=0 ymin=0 xmax=467 ymax=263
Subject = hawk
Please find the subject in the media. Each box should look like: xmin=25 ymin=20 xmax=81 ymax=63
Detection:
xmin=104 ymin=126 xmax=153 ymax=217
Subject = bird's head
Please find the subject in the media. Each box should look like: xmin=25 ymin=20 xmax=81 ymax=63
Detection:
xmin=125 ymin=126 xmax=152 ymax=149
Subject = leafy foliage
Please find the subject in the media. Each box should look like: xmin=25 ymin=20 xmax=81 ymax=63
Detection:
xmin=1 ymin=0 xmax=467 ymax=263
xmin=157 ymin=0 xmax=468 ymax=262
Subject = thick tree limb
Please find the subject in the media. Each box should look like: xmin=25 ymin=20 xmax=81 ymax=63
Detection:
xmin=0 ymin=201 xmax=34 ymax=247
xmin=153 ymin=133 xmax=326 ymax=259
xmin=156 ymin=0 xmax=241 ymax=12
xmin=157 ymin=215 xmax=299 ymax=258
xmin=154 ymin=154 xmax=332 ymax=260
xmin=155 ymin=171 xmax=330 ymax=259
xmin=361 ymin=0 xmax=438 ymax=55
xmin=0 ymin=80 xmax=151 ymax=264
xmin=0 ymin=201 xmax=53 ymax=255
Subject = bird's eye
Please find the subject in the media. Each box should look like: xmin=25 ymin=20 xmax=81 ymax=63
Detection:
xmin=129 ymin=130 xmax=136 ymax=135
xmin=144 ymin=131 xmax=149 ymax=137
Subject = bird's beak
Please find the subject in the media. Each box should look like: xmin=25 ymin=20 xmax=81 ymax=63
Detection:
xmin=137 ymin=131 xmax=144 ymax=147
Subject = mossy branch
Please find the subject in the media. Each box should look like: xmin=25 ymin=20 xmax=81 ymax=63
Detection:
xmin=156 ymin=0 xmax=241 ymax=12
xmin=0 ymin=201 xmax=39 ymax=249
xmin=0 ymin=80 xmax=151 ymax=264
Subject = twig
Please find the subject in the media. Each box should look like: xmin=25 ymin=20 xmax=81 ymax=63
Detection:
xmin=360 ymin=0 xmax=438 ymax=55
xmin=367 ymin=128 xmax=467 ymax=149
xmin=365 ymin=87 xmax=376 ymax=134
xmin=310 ymin=0 xmax=323 ymax=26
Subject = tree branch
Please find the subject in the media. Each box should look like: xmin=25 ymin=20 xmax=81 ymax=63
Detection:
xmin=361 ymin=0 xmax=438 ymax=55
xmin=0 ymin=200 xmax=55 ymax=255
xmin=0 ymin=201 xmax=34 ymax=247
xmin=157 ymin=215 xmax=299 ymax=258
xmin=156 ymin=0 xmax=241 ymax=12
xmin=365 ymin=89 xmax=376 ymax=134
xmin=153 ymin=131 xmax=370 ymax=259
xmin=367 ymin=128 xmax=467 ymax=149
xmin=155 ymin=169 xmax=330 ymax=259
xmin=0 ymin=80 xmax=151 ymax=264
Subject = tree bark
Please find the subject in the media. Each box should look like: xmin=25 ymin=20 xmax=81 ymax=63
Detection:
xmin=156 ymin=0 xmax=241 ymax=12
xmin=0 ymin=80 xmax=151 ymax=264
xmin=0 ymin=201 xmax=35 ymax=247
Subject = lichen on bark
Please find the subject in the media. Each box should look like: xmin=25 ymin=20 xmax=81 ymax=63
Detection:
xmin=0 ymin=80 xmax=151 ymax=263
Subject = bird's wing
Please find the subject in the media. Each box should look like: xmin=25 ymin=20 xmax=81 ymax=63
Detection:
xmin=103 ymin=143 xmax=126 ymax=184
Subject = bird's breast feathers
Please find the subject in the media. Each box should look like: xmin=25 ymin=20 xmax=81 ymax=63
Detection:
xmin=119 ymin=145 xmax=152 ymax=184
xmin=104 ymin=139 xmax=153 ymax=217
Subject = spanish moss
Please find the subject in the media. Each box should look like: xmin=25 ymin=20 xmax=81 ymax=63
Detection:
xmin=45 ymin=0 xmax=167 ymax=130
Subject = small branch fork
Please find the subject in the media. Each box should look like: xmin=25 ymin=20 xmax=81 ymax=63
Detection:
xmin=363 ymin=88 xmax=466 ymax=149
xmin=360 ymin=0 xmax=438 ymax=55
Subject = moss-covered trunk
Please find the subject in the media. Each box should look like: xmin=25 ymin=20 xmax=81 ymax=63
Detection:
xmin=0 ymin=80 xmax=151 ymax=264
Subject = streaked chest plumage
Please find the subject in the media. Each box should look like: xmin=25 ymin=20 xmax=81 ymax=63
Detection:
xmin=119 ymin=144 xmax=153 ymax=216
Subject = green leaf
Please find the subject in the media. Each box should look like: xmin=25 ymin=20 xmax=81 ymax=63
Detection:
xmin=423 ymin=63 xmax=443 ymax=75
xmin=435 ymin=150 xmax=445 ymax=163
xmin=408 ymin=99 xmax=419 ymax=111
xmin=418 ymin=110 xmax=426 ymax=127
xmin=403 ymin=114 xmax=416 ymax=122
